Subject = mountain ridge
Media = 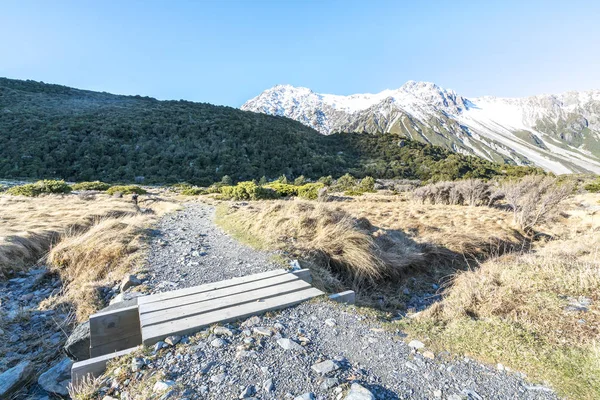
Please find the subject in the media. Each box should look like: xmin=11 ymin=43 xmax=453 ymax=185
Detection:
xmin=241 ymin=82 xmax=600 ymax=174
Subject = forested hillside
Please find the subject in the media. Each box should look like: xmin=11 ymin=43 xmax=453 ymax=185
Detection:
xmin=0 ymin=78 xmax=537 ymax=184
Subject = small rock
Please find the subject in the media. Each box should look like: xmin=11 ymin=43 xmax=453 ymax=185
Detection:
xmin=433 ymin=389 xmax=442 ymax=398
xmin=408 ymin=340 xmax=425 ymax=350
xmin=344 ymin=383 xmax=375 ymax=400
xmin=65 ymin=322 xmax=92 ymax=360
xmin=165 ymin=335 xmax=182 ymax=346
xmin=210 ymin=373 xmax=227 ymax=384
xmin=154 ymin=341 xmax=166 ymax=352
xmin=153 ymin=380 xmax=175 ymax=393
xmin=320 ymin=377 xmax=339 ymax=390
xmin=211 ymin=338 xmax=227 ymax=348
xmin=241 ymin=315 xmax=261 ymax=327
xmin=120 ymin=274 xmax=141 ymax=292
xmin=311 ymin=360 xmax=339 ymax=375
xmin=239 ymin=385 xmax=255 ymax=398
xmin=277 ymin=338 xmax=304 ymax=351
xmin=131 ymin=357 xmax=145 ymax=372
xmin=214 ymin=326 xmax=234 ymax=337
xmin=263 ymin=378 xmax=274 ymax=392
xmin=253 ymin=327 xmax=272 ymax=337
xmin=38 ymin=358 xmax=73 ymax=396
xmin=324 ymin=318 xmax=337 ymax=327
xmin=294 ymin=393 xmax=315 ymax=400
xmin=497 ymin=363 xmax=504 ymax=371
xmin=422 ymin=351 xmax=435 ymax=360
xmin=0 ymin=361 xmax=34 ymax=397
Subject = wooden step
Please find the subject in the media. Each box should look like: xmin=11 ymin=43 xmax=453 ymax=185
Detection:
xmin=141 ymin=286 xmax=324 ymax=345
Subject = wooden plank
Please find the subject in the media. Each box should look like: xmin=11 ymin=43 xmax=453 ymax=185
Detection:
xmin=139 ymin=273 xmax=302 ymax=315
xmin=141 ymin=278 xmax=313 ymax=327
xmin=71 ymin=347 xmax=137 ymax=384
xmin=142 ymin=287 xmax=324 ymax=345
xmin=89 ymin=305 xmax=141 ymax=347
xmin=89 ymin=333 xmax=142 ymax=358
xmin=138 ymin=269 xmax=288 ymax=305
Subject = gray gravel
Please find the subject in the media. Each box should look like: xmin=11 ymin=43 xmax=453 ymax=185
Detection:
xmin=144 ymin=202 xmax=283 ymax=293
xmin=123 ymin=202 xmax=559 ymax=400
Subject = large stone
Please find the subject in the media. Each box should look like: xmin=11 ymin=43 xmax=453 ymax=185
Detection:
xmin=64 ymin=321 xmax=90 ymax=361
xmin=311 ymin=360 xmax=339 ymax=375
xmin=0 ymin=361 xmax=34 ymax=397
xmin=120 ymin=274 xmax=141 ymax=292
xmin=345 ymin=383 xmax=375 ymax=400
xmin=153 ymin=380 xmax=175 ymax=393
xmin=408 ymin=340 xmax=425 ymax=350
xmin=276 ymin=338 xmax=304 ymax=351
xmin=38 ymin=357 xmax=73 ymax=396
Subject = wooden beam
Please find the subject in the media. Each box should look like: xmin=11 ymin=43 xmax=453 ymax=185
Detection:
xmin=89 ymin=305 xmax=142 ymax=349
xmin=291 ymin=268 xmax=312 ymax=283
xmin=71 ymin=347 xmax=137 ymax=384
xmin=329 ymin=290 xmax=356 ymax=304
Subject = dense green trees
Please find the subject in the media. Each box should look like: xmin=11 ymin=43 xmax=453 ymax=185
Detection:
xmin=0 ymin=78 xmax=541 ymax=185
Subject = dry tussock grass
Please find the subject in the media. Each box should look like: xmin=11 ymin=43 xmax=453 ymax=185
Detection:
xmin=400 ymin=193 xmax=600 ymax=399
xmin=1 ymin=193 xmax=179 ymax=320
xmin=0 ymin=194 xmax=136 ymax=277
xmin=335 ymin=193 xmax=525 ymax=258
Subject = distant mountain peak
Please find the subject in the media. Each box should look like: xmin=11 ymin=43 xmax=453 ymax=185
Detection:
xmin=241 ymin=82 xmax=600 ymax=174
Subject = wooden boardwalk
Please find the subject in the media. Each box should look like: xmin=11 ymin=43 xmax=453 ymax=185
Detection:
xmin=73 ymin=268 xmax=354 ymax=382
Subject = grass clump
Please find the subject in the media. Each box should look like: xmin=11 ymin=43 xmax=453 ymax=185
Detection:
xmin=583 ymin=178 xmax=600 ymax=193
xmin=400 ymin=232 xmax=600 ymax=399
xmin=265 ymin=182 xmax=299 ymax=197
xmin=6 ymin=180 xmax=72 ymax=196
xmin=106 ymin=185 xmax=147 ymax=195
xmin=71 ymin=181 xmax=112 ymax=191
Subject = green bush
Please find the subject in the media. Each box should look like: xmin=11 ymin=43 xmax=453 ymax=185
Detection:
xmin=317 ymin=175 xmax=334 ymax=186
xmin=6 ymin=180 xmax=72 ymax=197
xmin=584 ymin=180 xmax=600 ymax=193
xmin=265 ymin=182 xmax=299 ymax=197
xmin=294 ymin=175 xmax=307 ymax=186
xmin=72 ymin=181 xmax=112 ymax=191
xmin=297 ymin=183 xmax=325 ymax=200
xmin=358 ymin=176 xmax=376 ymax=193
xmin=334 ymin=173 xmax=356 ymax=191
xmin=344 ymin=189 xmax=366 ymax=196
xmin=220 ymin=181 xmax=278 ymax=200
xmin=221 ymin=175 xmax=233 ymax=186
xmin=105 ymin=185 xmax=147 ymax=195
xmin=181 ymin=187 xmax=207 ymax=196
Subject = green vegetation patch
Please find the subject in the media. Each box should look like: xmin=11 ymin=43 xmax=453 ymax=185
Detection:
xmin=71 ymin=181 xmax=112 ymax=191
xmin=105 ymin=185 xmax=147 ymax=195
xmin=6 ymin=180 xmax=72 ymax=196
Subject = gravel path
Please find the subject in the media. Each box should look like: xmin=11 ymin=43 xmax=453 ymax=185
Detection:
xmin=129 ymin=202 xmax=558 ymax=400
xmin=144 ymin=202 xmax=283 ymax=293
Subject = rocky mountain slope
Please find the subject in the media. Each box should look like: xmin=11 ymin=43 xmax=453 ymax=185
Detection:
xmin=242 ymin=82 xmax=600 ymax=174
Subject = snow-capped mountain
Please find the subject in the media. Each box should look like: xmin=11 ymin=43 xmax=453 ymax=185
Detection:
xmin=241 ymin=82 xmax=600 ymax=174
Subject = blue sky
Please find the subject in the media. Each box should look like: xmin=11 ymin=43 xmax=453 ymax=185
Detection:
xmin=1 ymin=0 xmax=599 ymax=106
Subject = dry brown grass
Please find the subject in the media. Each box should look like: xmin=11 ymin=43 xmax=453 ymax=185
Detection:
xmin=1 ymin=193 xmax=179 ymax=320
xmin=398 ymin=192 xmax=600 ymax=399
xmin=216 ymin=195 xmax=529 ymax=309
xmin=0 ymin=194 xmax=136 ymax=277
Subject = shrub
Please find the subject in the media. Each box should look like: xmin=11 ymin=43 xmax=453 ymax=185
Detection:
xmin=317 ymin=175 xmax=334 ymax=186
xmin=105 ymin=185 xmax=147 ymax=195
xmin=6 ymin=180 xmax=72 ymax=197
xmin=413 ymin=179 xmax=502 ymax=206
xmin=265 ymin=182 xmax=298 ymax=197
xmin=258 ymin=176 xmax=268 ymax=186
xmin=72 ymin=181 xmax=112 ymax=191
xmin=358 ymin=176 xmax=376 ymax=193
xmin=297 ymin=183 xmax=325 ymax=200
xmin=584 ymin=179 xmax=600 ymax=193
xmin=221 ymin=175 xmax=233 ymax=186
xmin=206 ymin=184 xmax=222 ymax=194
xmin=502 ymin=175 xmax=573 ymax=233
xmin=334 ymin=173 xmax=356 ymax=191
xmin=294 ymin=175 xmax=307 ymax=186
xmin=181 ymin=187 xmax=207 ymax=196
xmin=220 ymin=181 xmax=278 ymax=200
